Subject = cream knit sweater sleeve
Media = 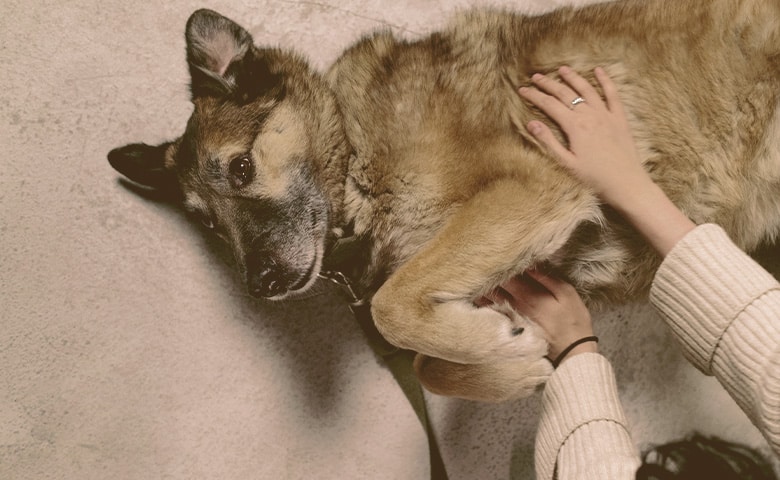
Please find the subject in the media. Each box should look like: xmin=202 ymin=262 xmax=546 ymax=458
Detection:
xmin=650 ymin=223 xmax=780 ymax=455
xmin=535 ymin=353 xmax=639 ymax=480
xmin=535 ymin=224 xmax=780 ymax=479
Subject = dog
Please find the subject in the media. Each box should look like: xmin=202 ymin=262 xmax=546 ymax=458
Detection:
xmin=108 ymin=0 xmax=780 ymax=402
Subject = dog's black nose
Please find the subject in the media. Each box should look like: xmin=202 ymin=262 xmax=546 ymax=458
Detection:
xmin=246 ymin=252 xmax=291 ymax=298
xmin=247 ymin=263 xmax=287 ymax=298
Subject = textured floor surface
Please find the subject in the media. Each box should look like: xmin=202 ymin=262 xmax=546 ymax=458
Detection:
xmin=2 ymin=0 xmax=777 ymax=478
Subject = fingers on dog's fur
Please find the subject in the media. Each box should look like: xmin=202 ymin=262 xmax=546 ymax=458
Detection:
xmin=414 ymin=354 xmax=553 ymax=402
xmin=594 ymin=67 xmax=624 ymax=115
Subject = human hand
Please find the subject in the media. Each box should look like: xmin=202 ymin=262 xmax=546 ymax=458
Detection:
xmin=517 ymin=66 xmax=696 ymax=257
xmin=479 ymin=269 xmax=596 ymax=365
xmin=518 ymin=66 xmax=654 ymax=211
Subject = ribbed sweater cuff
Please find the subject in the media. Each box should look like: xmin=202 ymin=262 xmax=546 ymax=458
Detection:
xmin=535 ymin=353 xmax=632 ymax=480
xmin=650 ymin=224 xmax=779 ymax=373
xmin=713 ymin=292 xmax=780 ymax=449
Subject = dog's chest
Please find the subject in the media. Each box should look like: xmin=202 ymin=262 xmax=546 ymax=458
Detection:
xmin=343 ymin=154 xmax=456 ymax=277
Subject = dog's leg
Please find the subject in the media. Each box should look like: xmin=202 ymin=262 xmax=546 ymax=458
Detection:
xmin=371 ymin=176 xmax=601 ymax=367
xmin=413 ymin=354 xmax=552 ymax=403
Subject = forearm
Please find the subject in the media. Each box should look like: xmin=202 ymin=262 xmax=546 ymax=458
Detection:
xmin=556 ymin=422 xmax=641 ymax=480
xmin=536 ymin=353 xmax=639 ymax=480
xmin=608 ymin=179 xmax=696 ymax=258
xmin=650 ymin=224 xmax=780 ymax=454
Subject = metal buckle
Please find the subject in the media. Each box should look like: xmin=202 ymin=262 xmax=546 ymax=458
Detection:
xmin=318 ymin=270 xmax=363 ymax=306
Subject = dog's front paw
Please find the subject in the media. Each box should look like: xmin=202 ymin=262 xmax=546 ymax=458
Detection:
xmin=414 ymin=354 xmax=553 ymax=402
xmin=430 ymin=301 xmax=548 ymax=364
xmin=418 ymin=300 xmax=550 ymax=364
xmin=372 ymin=295 xmax=548 ymax=364
xmin=483 ymin=302 xmax=549 ymax=362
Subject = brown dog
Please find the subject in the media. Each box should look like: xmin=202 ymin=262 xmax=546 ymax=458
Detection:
xmin=109 ymin=0 xmax=780 ymax=401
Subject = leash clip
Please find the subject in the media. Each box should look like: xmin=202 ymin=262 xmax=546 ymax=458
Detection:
xmin=318 ymin=270 xmax=364 ymax=307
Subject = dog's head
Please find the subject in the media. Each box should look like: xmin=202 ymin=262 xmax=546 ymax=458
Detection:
xmin=109 ymin=9 xmax=350 ymax=300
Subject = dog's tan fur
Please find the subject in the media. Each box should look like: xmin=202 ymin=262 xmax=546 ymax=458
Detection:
xmin=109 ymin=0 xmax=780 ymax=401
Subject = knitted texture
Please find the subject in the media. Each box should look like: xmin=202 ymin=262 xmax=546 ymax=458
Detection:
xmin=651 ymin=224 xmax=780 ymax=453
xmin=536 ymin=225 xmax=780 ymax=479
xmin=535 ymin=353 xmax=638 ymax=479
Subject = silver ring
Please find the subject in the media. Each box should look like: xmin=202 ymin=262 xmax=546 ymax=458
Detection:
xmin=570 ymin=97 xmax=586 ymax=109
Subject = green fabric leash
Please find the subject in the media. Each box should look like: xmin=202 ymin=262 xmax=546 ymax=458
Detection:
xmin=320 ymin=269 xmax=449 ymax=480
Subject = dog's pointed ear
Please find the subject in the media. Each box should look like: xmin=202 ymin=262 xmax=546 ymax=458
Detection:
xmin=108 ymin=142 xmax=180 ymax=197
xmin=185 ymin=9 xmax=282 ymax=101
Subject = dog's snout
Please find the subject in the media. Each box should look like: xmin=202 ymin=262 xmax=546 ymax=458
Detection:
xmin=246 ymin=255 xmax=287 ymax=298
xmin=248 ymin=270 xmax=285 ymax=298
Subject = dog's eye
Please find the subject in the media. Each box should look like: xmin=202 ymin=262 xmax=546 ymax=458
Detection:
xmin=229 ymin=155 xmax=253 ymax=187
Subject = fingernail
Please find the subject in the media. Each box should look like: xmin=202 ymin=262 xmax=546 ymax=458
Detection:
xmin=532 ymin=73 xmax=544 ymax=81
xmin=560 ymin=65 xmax=571 ymax=74
xmin=528 ymin=121 xmax=542 ymax=135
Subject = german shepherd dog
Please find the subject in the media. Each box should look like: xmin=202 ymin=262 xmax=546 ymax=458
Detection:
xmin=108 ymin=0 xmax=780 ymax=401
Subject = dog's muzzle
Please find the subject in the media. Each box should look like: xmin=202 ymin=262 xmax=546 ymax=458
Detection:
xmin=246 ymin=255 xmax=288 ymax=298
xmin=245 ymin=244 xmax=307 ymax=299
xmin=245 ymin=247 xmax=316 ymax=299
